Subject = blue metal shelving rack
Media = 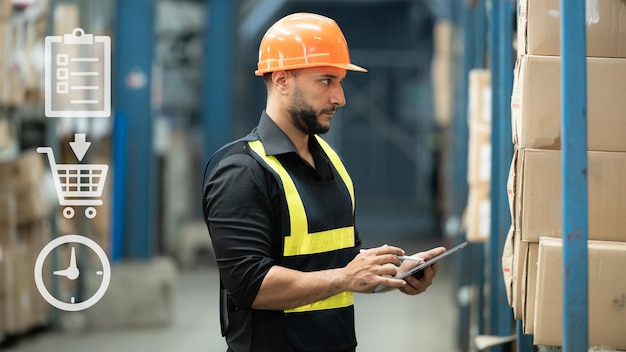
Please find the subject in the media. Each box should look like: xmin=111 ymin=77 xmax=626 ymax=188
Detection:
xmin=203 ymin=0 xmax=234 ymax=163
xmin=452 ymin=0 xmax=590 ymax=350
xmin=486 ymin=0 xmax=590 ymax=350
xmin=559 ymin=0 xmax=589 ymax=350
xmin=113 ymin=0 xmax=156 ymax=259
xmin=488 ymin=0 xmax=514 ymax=350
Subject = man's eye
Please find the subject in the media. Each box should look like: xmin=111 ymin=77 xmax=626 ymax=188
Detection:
xmin=321 ymin=79 xmax=330 ymax=85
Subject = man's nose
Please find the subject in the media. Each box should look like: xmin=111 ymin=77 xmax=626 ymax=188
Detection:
xmin=330 ymin=85 xmax=346 ymax=107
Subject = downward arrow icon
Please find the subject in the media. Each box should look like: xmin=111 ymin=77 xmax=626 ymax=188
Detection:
xmin=69 ymin=133 xmax=91 ymax=161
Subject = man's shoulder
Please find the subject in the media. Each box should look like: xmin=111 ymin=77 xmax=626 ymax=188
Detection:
xmin=205 ymin=131 xmax=259 ymax=172
xmin=210 ymin=140 xmax=260 ymax=173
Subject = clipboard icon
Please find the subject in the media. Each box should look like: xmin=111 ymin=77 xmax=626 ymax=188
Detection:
xmin=45 ymin=28 xmax=111 ymax=118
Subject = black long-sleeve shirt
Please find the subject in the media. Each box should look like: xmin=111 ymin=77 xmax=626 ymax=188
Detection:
xmin=203 ymin=112 xmax=360 ymax=351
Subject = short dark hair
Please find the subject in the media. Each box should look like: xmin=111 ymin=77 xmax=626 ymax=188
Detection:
xmin=263 ymin=73 xmax=272 ymax=90
xmin=262 ymin=70 xmax=299 ymax=91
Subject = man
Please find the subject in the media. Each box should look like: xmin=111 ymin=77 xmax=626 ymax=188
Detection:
xmin=203 ymin=12 xmax=446 ymax=352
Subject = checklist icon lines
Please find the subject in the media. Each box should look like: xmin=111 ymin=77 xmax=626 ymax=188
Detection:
xmin=45 ymin=28 xmax=111 ymax=118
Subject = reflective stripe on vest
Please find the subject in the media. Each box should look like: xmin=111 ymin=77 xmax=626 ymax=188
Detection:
xmin=314 ymin=135 xmax=355 ymax=211
xmin=247 ymin=137 xmax=355 ymax=313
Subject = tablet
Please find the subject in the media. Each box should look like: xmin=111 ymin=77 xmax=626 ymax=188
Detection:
xmin=373 ymin=241 xmax=468 ymax=293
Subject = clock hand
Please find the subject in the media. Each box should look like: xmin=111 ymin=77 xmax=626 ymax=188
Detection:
xmin=69 ymin=246 xmax=77 ymax=270
xmin=65 ymin=247 xmax=79 ymax=280
xmin=53 ymin=247 xmax=80 ymax=280
xmin=53 ymin=268 xmax=70 ymax=277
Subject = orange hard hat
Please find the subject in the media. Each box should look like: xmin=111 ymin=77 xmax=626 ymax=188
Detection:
xmin=255 ymin=13 xmax=367 ymax=76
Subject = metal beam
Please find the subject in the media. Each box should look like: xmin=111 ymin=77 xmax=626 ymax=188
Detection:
xmin=239 ymin=0 xmax=285 ymax=41
xmin=472 ymin=1 xmax=488 ymax=338
xmin=488 ymin=0 xmax=515 ymax=349
xmin=203 ymin=0 xmax=234 ymax=162
xmin=111 ymin=111 xmax=126 ymax=262
xmin=517 ymin=320 xmax=534 ymax=351
xmin=496 ymin=0 xmax=514 ymax=336
xmin=559 ymin=0 xmax=589 ymax=350
xmin=114 ymin=0 xmax=156 ymax=259
xmin=450 ymin=0 xmax=473 ymax=349
xmin=488 ymin=0 xmax=501 ymax=344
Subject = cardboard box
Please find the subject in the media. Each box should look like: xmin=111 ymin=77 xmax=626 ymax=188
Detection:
xmin=25 ymin=221 xmax=52 ymax=327
xmin=511 ymin=55 xmax=626 ymax=151
xmin=0 ymin=192 xmax=17 ymax=246
xmin=534 ymin=237 xmax=626 ymax=349
xmin=0 ymin=220 xmax=53 ymax=332
xmin=0 ymin=243 xmax=4 ymax=335
xmin=0 ymin=244 xmax=34 ymax=334
xmin=433 ymin=20 xmax=453 ymax=58
xmin=467 ymin=69 xmax=492 ymax=187
xmin=432 ymin=20 xmax=454 ymax=127
xmin=522 ymin=242 xmax=538 ymax=335
xmin=0 ymin=188 xmax=51 ymax=226
xmin=465 ymin=183 xmax=490 ymax=242
xmin=0 ymin=150 xmax=46 ymax=193
xmin=22 ymin=17 xmax=45 ymax=97
xmin=512 ymin=149 xmax=626 ymax=243
xmin=468 ymin=69 xmax=491 ymax=127
xmin=0 ymin=0 xmax=11 ymax=19
xmin=16 ymin=188 xmax=51 ymax=225
xmin=512 ymin=238 xmax=529 ymax=320
xmin=432 ymin=56 xmax=453 ymax=127
xmin=518 ymin=0 xmax=626 ymax=58
xmin=0 ymin=19 xmax=26 ymax=107
xmin=502 ymin=226 xmax=514 ymax=306
xmin=467 ymin=123 xmax=491 ymax=186
xmin=506 ymin=149 xmax=517 ymax=229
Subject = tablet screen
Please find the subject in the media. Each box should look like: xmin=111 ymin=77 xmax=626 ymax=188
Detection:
xmin=373 ymin=241 xmax=468 ymax=293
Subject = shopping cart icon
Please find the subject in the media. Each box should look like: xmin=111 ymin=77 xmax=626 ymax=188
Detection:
xmin=37 ymin=147 xmax=109 ymax=219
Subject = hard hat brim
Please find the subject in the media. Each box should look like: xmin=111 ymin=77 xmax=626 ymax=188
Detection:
xmin=255 ymin=62 xmax=368 ymax=76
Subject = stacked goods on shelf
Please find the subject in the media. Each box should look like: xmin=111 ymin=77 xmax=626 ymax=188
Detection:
xmin=0 ymin=1 xmax=21 ymax=107
xmin=0 ymin=0 xmax=11 ymax=19
xmin=0 ymin=151 xmax=54 ymax=337
xmin=465 ymin=69 xmax=491 ymax=242
xmin=518 ymin=0 xmax=626 ymax=58
xmin=432 ymin=19 xmax=454 ymax=128
xmin=432 ymin=19 xmax=454 ymax=223
xmin=511 ymin=56 xmax=626 ymax=152
xmin=534 ymin=238 xmax=626 ymax=349
xmin=505 ymin=0 xmax=626 ymax=348
xmin=0 ymin=151 xmax=49 ymax=226
xmin=0 ymin=0 xmax=48 ymax=107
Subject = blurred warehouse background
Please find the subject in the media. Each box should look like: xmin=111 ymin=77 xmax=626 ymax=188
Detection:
xmin=3 ymin=0 xmax=624 ymax=351
xmin=0 ymin=1 xmax=464 ymax=350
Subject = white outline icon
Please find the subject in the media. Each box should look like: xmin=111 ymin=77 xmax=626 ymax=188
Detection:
xmin=37 ymin=136 xmax=109 ymax=219
xmin=34 ymin=235 xmax=111 ymax=312
xmin=44 ymin=28 xmax=111 ymax=118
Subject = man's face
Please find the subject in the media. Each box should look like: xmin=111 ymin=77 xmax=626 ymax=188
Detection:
xmin=287 ymin=66 xmax=347 ymax=135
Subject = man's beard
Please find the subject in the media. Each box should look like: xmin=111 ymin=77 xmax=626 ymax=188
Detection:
xmin=288 ymin=87 xmax=335 ymax=135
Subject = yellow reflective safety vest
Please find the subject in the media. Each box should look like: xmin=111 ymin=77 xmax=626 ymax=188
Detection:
xmin=247 ymin=135 xmax=358 ymax=351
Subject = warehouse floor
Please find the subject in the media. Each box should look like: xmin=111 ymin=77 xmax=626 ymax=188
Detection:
xmin=2 ymin=237 xmax=460 ymax=352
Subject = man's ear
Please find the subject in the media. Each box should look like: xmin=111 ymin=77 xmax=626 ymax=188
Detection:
xmin=272 ymin=71 xmax=290 ymax=95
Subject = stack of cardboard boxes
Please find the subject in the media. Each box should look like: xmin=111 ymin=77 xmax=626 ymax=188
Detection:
xmin=432 ymin=19 xmax=454 ymax=128
xmin=0 ymin=151 xmax=54 ymax=340
xmin=431 ymin=19 xmax=455 ymax=223
xmin=0 ymin=1 xmax=54 ymax=342
xmin=504 ymin=0 xmax=626 ymax=348
xmin=0 ymin=0 xmax=48 ymax=107
xmin=465 ymin=69 xmax=492 ymax=242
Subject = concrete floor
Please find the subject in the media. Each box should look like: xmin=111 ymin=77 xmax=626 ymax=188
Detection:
xmin=2 ymin=238 xmax=461 ymax=352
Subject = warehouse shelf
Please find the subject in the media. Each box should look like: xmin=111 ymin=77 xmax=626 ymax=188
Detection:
xmin=449 ymin=0 xmax=594 ymax=351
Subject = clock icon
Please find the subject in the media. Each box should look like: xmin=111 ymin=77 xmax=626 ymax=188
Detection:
xmin=34 ymin=234 xmax=111 ymax=311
